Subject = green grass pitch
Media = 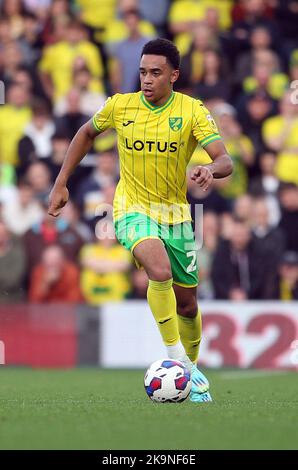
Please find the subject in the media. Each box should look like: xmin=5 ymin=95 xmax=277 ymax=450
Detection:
xmin=0 ymin=368 xmax=297 ymax=450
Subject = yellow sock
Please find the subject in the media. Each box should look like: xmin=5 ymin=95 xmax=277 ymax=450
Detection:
xmin=178 ymin=308 xmax=202 ymax=363
xmin=147 ymin=278 xmax=180 ymax=346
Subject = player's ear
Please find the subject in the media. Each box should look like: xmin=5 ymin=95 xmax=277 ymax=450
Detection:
xmin=170 ymin=69 xmax=179 ymax=84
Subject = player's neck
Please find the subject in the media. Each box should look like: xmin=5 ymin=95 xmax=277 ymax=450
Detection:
xmin=145 ymin=90 xmax=174 ymax=107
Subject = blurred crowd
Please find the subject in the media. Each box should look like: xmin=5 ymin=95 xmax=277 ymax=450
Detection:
xmin=0 ymin=0 xmax=298 ymax=304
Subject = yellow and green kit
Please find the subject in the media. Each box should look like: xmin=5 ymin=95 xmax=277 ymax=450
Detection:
xmin=92 ymin=90 xmax=221 ymax=286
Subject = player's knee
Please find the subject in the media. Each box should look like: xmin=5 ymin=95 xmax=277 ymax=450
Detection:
xmin=147 ymin=265 xmax=172 ymax=282
xmin=177 ymin=298 xmax=198 ymax=318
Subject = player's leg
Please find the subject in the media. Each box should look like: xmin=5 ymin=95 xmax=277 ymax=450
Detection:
xmin=173 ymin=284 xmax=211 ymax=402
xmin=164 ymin=222 xmax=212 ymax=402
xmin=173 ymin=284 xmax=202 ymax=364
xmin=114 ymin=213 xmax=192 ymax=370
xmin=133 ymin=238 xmax=193 ymax=370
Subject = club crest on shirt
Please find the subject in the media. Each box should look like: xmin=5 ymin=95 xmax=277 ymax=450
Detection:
xmin=169 ymin=117 xmax=183 ymax=131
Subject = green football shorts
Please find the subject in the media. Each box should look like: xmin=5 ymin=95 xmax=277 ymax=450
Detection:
xmin=114 ymin=212 xmax=198 ymax=288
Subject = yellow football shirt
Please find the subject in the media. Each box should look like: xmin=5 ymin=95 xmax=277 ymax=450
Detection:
xmin=80 ymin=243 xmax=132 ymax=304
xmin=0 ymin=104 xmax=32 ymax=166
xmin=92 ymin=91 xmax=221 ymax=224
xmin=262 ymin=115 xmax=298 ymax=184
xmin=76 ymin=0 xmax=116 ymax=29
xmin=39 ymin=40 xmax=104 ymax=101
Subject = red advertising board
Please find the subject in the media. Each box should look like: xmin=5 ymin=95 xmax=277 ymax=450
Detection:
xmin=199 ymin=303 xmax=298 ymax=369
xmin=0 ymin=304 xmax=77 ymax=367
xmin=100 ymin=301 xmax=298 ymax=369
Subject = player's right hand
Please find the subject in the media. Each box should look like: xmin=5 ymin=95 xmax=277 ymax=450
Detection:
xmin=48 ymin=185 xmax=69 ymax=217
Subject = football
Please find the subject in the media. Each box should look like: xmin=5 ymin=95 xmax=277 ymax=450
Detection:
xmin=144 ymin=359 xmax=191 ymax=403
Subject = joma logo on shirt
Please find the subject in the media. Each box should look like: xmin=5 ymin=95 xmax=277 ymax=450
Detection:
xmin=125 ymin=139 xmax=178 ymax=153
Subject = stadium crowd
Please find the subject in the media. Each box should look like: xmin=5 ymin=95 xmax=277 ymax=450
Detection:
xmin=0 ymin=0 xmax=298 ymax=304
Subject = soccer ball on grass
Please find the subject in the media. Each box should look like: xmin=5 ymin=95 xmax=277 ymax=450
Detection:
xmin=144 ymin=359 xmax=191 ymax=403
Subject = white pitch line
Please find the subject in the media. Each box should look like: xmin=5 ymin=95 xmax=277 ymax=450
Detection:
xmin=219 ymin=370 xmax=290 ymax=380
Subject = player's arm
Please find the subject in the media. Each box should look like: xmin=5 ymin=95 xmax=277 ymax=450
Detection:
xmin=191 ymin=140 xmax=233 ymax=191
xmin=48 ymin=120 xmax=100 ymax=217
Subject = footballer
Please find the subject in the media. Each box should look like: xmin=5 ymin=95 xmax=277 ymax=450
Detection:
xmin=48 ymin=38 xmax=233 ymax=403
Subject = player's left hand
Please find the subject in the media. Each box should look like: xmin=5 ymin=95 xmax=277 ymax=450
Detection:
xmin=190 ymin=165 xmax=213 ymax=191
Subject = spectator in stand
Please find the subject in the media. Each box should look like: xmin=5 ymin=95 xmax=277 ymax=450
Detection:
xmin=110 ymin=8 xmax=154 ymax=94
xmin=76 ymin=150 xmax=119 ymax=226
xmin=139 ymin=0 xmax=169 ymax=36
xmin=238 ymin=90 xmax=276 ymax=160
xmin=49 ymin=131 xmax=92 ymax=194
xmin=234 ymin=25 xmax=275 ymax=87
xmin=0 ymin=219 xmax=26 ymax=303
xmin=0 ymin=0 xmax=26 ymax=40
xmin=12 ymin=66 xmax=33 ymax=94
xmin=39 ymin=18 xmax=104 ymax=102
xmin=270 ymin=251 xmax=298 ymax=300
xmin=54 ymin=65 xmax=106 ymax=117
xmin=278 ymin=183 xmax=298 ymax=253
xmin=233 ymin=194 xmax=253 ymax=225
xmin=25 ymin=161 xmax=53 ymax=204
xmin=193 ymin=49 xmax=231 ymax=102
xmin=23 ymin=205 xmax=84 ymax=272
xmin=17 ymin=132 xmax=70 ymax=187
xmin=75 ymin=0 xmax=116 ymax=47
xmin=80 ymin=218 xmax=132 ymax=304
xmin=219 ymin=212 xmax=235 ymax=242
xmin=47 ymin=132 xmax=70 ymax=181
xmin=54 ymin=88 xmax=89 ymax=140
xmin=103 ymin=0 xmax=156 ymax=56
xmin=251 ymin=196 xmax=285 ymax=268
xmin=211 ymin=216 xmax=271 ymax=300
xmin=29 ymin=244 xmax=82 ymax=303
xmin=0 ymin=41 xmax=25 ymax=85
xmin=212 ymin=103 xmax=255 ymax=200
xmin=42 ymin=6 xmax=72 ymax=47
xmin=242 ymin=49 xmax=288 ymax=101
xmin=230 ymin=0 xmax=280 ymax=57
xmin=12 ymin=66 xmax=47 ymax=107
xmin=2 ymin=180 xmax=43 ymax=236
xmin=18 ymin=98 xmax=55 ymax=175
xmin=262 ymin=90 xmax=298 ymax=185
xmin=249 ymin=151 xmax=281 ymax=226
xmin=60 ymin=199 xmax=93 ymax=243
xmin=17 ymin=11 xmax=43 ymax=66
xmin=41 ymin=0 xmax=73 ymax=45
xmin=0 ymin=16 xmax=12 ymax=50
xmin=169 ymin=0 xmax=232 ymax=41
xmin=177 ymin=23 xmax=219 ymax=93
xmin=0 ymin=82 xmax=32 ymax=168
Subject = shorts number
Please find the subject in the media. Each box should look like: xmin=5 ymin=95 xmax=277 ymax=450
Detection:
xmin=186 ymin=251 xmax=197 ymax=273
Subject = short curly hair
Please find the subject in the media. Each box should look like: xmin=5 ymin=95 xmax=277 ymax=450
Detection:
xmin=141 ymin=38 xmax=180 ymax=70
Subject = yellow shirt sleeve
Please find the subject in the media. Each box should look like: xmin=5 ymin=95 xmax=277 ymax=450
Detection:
xmin=92 ymin=94 xmax=120 ymax=132
xmin=192 ymin=100 xmax=221 ymax=148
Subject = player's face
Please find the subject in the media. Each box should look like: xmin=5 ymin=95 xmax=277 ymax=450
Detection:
xmin=139 ymin=54 xmax=179 ymax=105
